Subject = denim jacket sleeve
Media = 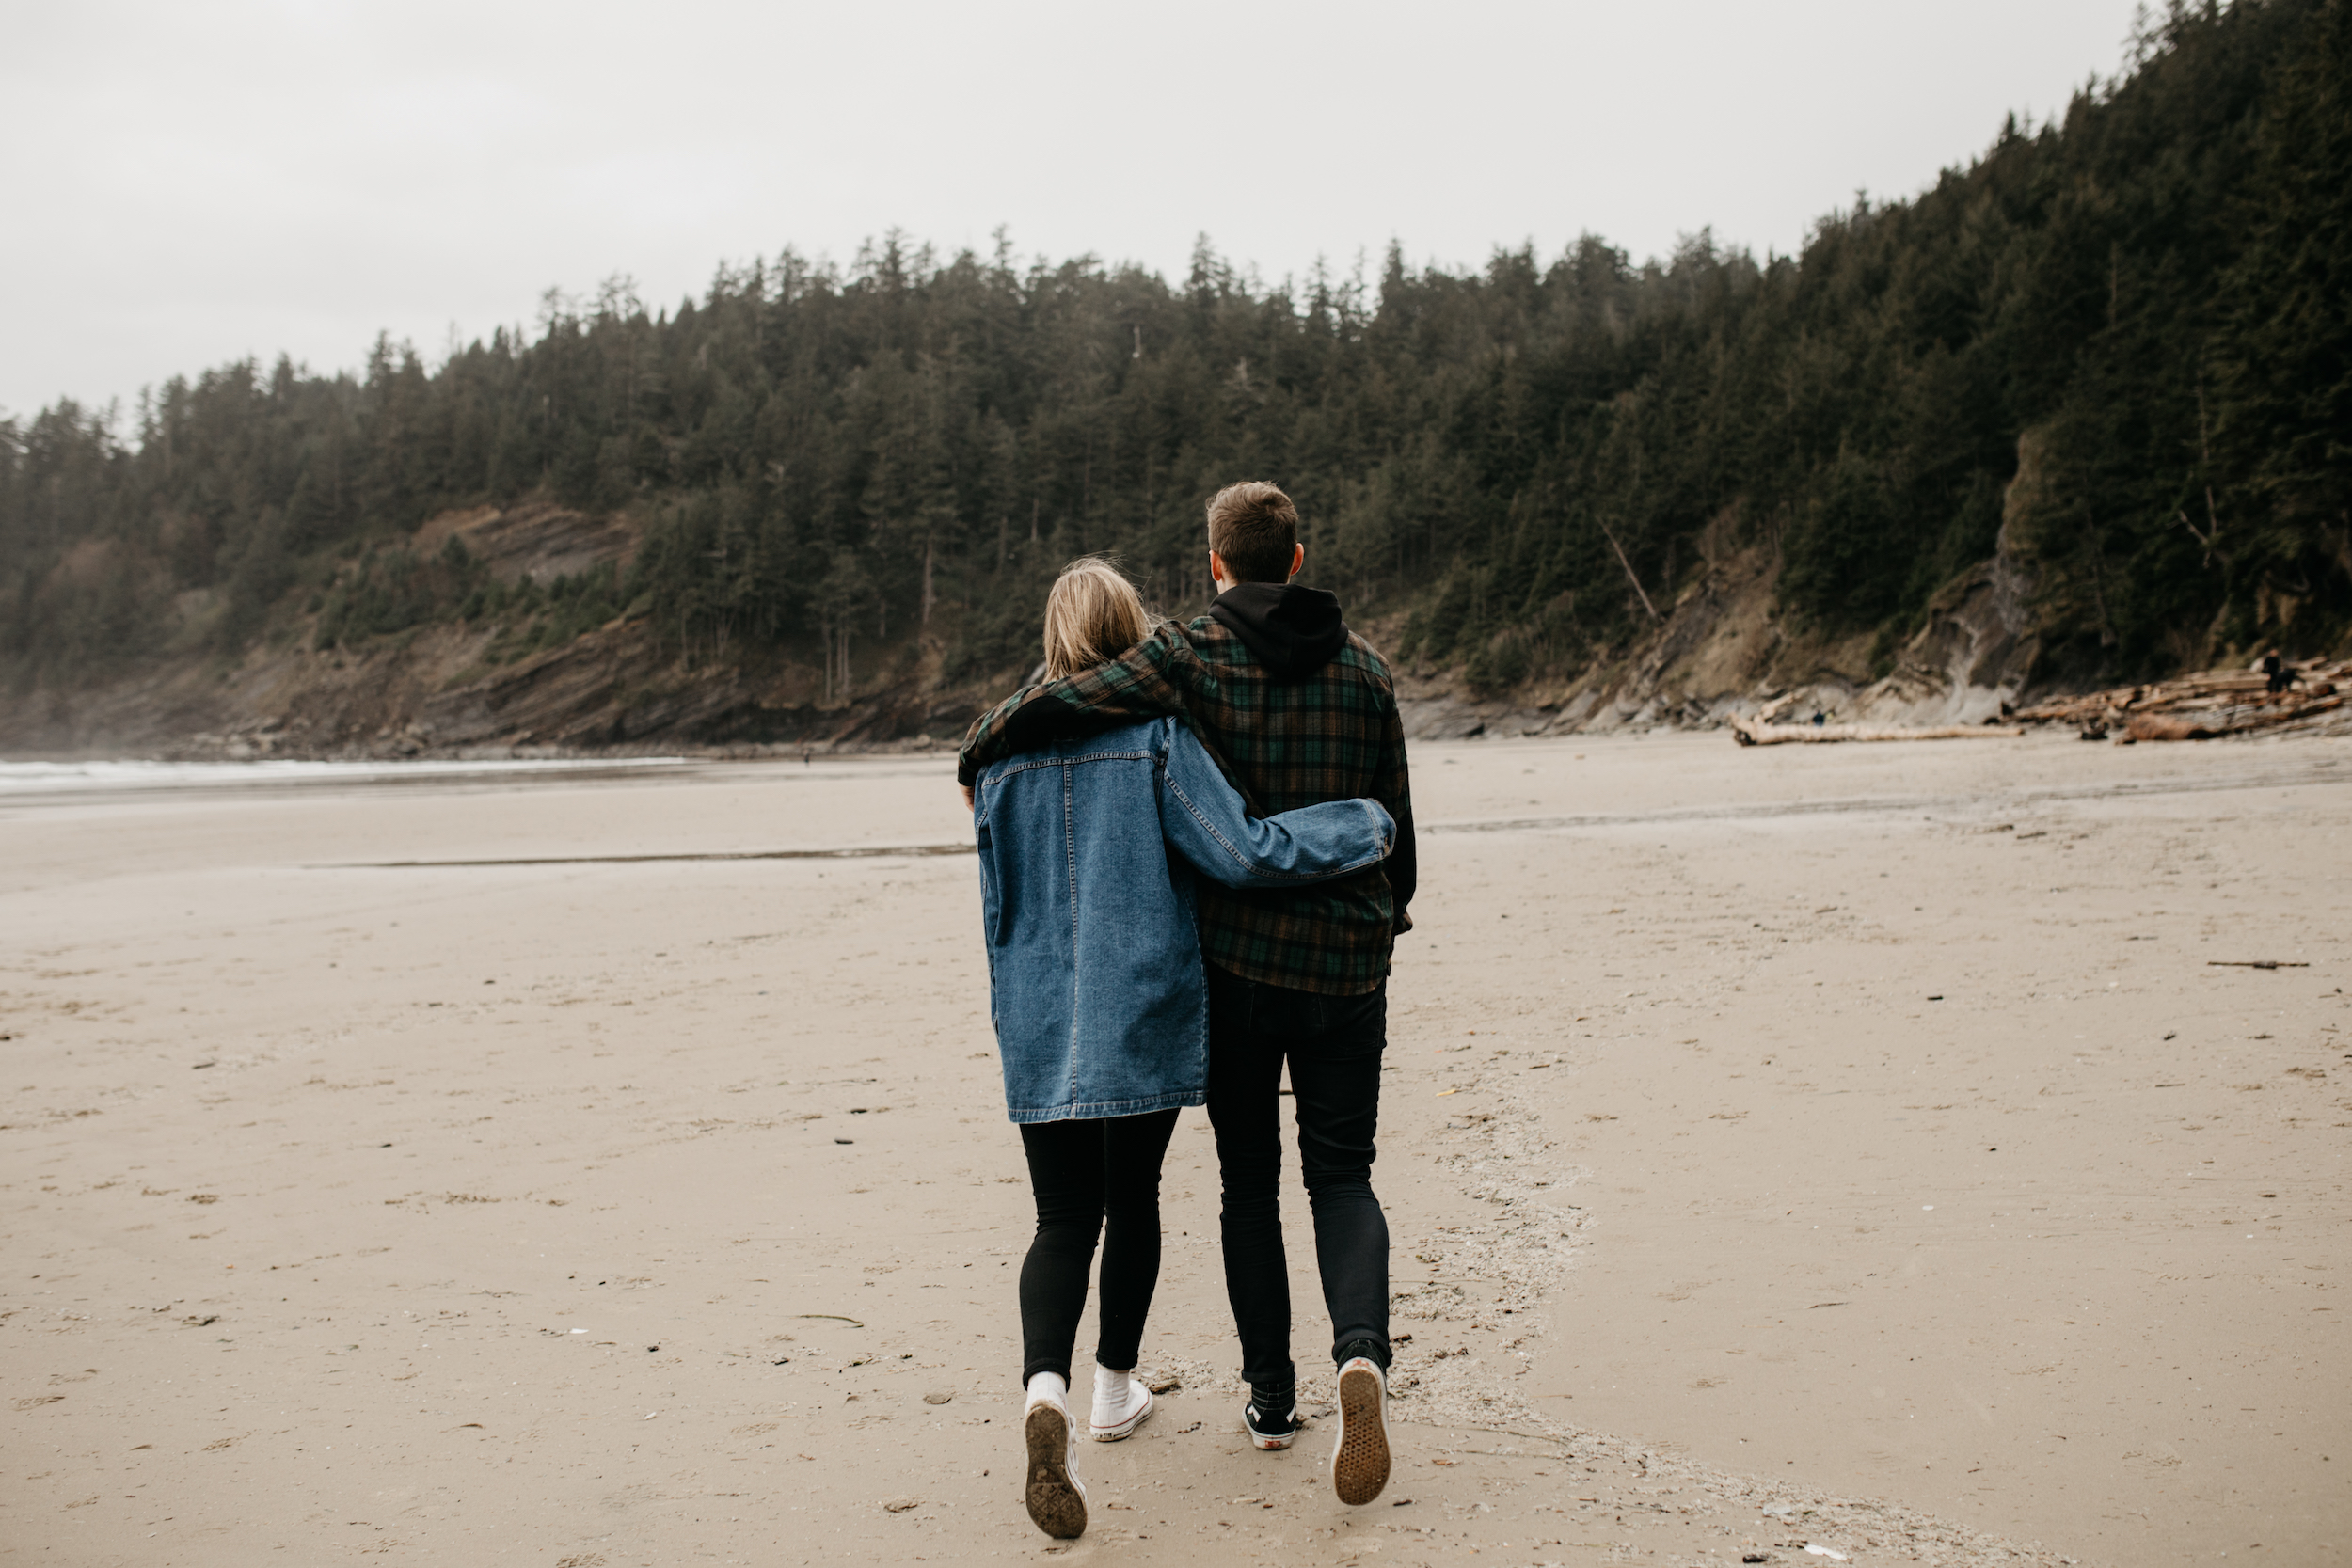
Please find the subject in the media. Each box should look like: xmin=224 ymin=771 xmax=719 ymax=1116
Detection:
xmin=1154 ymin=721 xmax=1394 ymax=889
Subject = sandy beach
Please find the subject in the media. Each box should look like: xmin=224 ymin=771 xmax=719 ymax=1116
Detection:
xmin=3 ymin=731 xmax=2345 ymax=1567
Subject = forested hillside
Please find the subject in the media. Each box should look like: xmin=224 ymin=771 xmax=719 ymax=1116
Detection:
xmin=3 ymin=0 xmax=2345 ymax=754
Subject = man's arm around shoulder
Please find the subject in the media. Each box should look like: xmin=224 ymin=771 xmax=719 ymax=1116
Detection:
xmin=956 ymin=620 xmax=1209 ymax=786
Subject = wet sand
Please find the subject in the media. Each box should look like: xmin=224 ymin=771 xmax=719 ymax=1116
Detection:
xmin=2 ymin=732 xmax=2345 ymax=1566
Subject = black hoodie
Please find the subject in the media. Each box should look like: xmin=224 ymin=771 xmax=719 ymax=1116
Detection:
xmin=1206 ymin=582 xmax=1349 ymax=679
xmin=1207 ymin=578 xmax=1415 ymax=926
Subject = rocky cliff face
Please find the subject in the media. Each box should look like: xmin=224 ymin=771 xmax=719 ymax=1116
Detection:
xmin=0 ymin=619 xmax=1000 ymax=762
xmin=4 ymin=497 xmax=2051 ymax=759
xmin=1392 ymin=529 xmax=2042 ymax=742
xmin=0 ymin=499 xmax=997 ymax=761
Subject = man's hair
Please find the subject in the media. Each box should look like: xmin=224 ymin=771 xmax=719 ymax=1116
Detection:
xmin=1041 ymin=556 xmax=1149 ymax=680
xmin=1206 ymin=482 xmax=1299 ymax=584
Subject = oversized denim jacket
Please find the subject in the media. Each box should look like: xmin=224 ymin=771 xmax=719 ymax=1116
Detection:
xmin=973 ymin=717 xmax=1394 ymax=1123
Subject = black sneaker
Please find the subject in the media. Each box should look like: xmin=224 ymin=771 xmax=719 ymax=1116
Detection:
xmin=1242 ymin=1384 xmax=1298 ymax=1450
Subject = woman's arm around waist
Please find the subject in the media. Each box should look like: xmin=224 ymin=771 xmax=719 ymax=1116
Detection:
xmin=1154 ymin=721 xmax=1393 ymax=888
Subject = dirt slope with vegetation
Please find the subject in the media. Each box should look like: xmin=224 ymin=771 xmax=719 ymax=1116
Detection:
xmin=0 ymin=499 xmax=989 ymax=759
xmin=4 ymin=0 xmax=2345 ymax=759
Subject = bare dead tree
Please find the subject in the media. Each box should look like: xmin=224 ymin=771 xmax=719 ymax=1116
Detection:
xmin=1598 ymin=519 xmax=1662 ymax=624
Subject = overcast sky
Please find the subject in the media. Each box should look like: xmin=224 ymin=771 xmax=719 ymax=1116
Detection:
xmin=4 ymin=0 xmax=2146 ymax=424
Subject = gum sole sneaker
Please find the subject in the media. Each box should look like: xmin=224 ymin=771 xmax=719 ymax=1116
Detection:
xmin=1244 ymin=1402 xmax=1299 ymax=1450
xmin=1091 ymin=1380 xmax=1152 ymax=1442
xmin=1024 ymin=1401 xmax=1088 ymax=1539
xmin=1329 ymin=1357 xmax=1391 ymax=1506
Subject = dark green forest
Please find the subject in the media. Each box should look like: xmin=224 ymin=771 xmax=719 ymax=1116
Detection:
xmin=4 ymin=0 xmax=2346 ymax=711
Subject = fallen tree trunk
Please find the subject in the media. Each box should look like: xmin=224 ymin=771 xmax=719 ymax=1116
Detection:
xmin=1732 ymin=721 xmax=2025 ymax=746
xmin=2123 ymin=692 xmax=2345 ymax=741
xmin=2011 ymin=657 xmax=2351 ymax=738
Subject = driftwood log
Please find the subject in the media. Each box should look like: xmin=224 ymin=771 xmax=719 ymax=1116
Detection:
xmin=2123 ymin=693 xmax=2344 ymax=741
xmin=1730 ymin=657 xmax=2345 ymax=748
xmin=1732 ymin=720 xmax=2024 ymax=746
xmin=2010 ymin=657 xmax=2350 ymax=742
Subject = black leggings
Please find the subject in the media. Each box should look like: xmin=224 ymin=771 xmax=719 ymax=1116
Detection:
xmin=1016 ymin=1109 xmax=1181 ymax=1386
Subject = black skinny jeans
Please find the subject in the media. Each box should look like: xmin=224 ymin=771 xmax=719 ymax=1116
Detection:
xmin=1016 ymin=1109 xmax=1180 ymax=1386
xmin=1206 ymin=967 xmax=1391 ymax=1390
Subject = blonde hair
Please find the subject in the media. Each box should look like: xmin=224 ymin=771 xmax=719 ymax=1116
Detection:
xmin=1041 ymin=557 xmax=1149 ymax=680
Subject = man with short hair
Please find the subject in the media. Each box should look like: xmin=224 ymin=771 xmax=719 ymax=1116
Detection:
xmin=959 ymin=481 xmax=1413 ymax=1507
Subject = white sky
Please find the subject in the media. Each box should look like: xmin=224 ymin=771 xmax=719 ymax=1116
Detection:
xmin=4 ymin=0 xmax=2144 ymax=423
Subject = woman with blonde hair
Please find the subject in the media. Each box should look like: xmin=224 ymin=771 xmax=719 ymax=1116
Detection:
xmin=967 ymin=556 xmax=1395 ymax=1541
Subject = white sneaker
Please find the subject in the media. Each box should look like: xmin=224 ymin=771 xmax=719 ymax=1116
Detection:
xmin=1090 ymin=1368 xmax=1154 ymax=1442
xmin=1022 ymin=1387 xmax=1088 ymax=1539
xmin=1329 ymin=1356 xmax=1391 ymax=1506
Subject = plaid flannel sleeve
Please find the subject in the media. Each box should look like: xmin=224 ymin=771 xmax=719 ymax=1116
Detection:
xmin=1369 ymin=690 xmax=1416 ymax=929
xmin=956 ymin=623 xmax=1209 ymax=786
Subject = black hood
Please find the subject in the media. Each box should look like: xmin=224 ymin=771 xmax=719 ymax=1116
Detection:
xmin=1208 ymin=582 xmax=1349 ymax=680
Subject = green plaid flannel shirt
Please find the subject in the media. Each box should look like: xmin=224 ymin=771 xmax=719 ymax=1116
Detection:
xmin=957 ymin=615 xmax=1415 ymax=995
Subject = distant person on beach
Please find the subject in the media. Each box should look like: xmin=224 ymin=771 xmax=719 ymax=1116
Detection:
xmin=961 ymin=483 xmax=1415 ymax=1511
xmin=965 ymin=556 xmax=1396 ymax=1541
xmin=2263 ymin=649 xmax=2292 ymax=694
